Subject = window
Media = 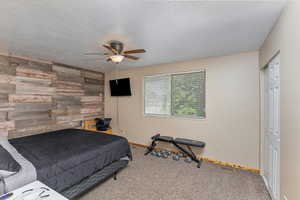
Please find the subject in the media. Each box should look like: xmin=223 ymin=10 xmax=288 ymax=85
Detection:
xmin=144 ymin=71 xmax=206 ymax=118
xmin=144 ymin=75 xmax=171 ymax=115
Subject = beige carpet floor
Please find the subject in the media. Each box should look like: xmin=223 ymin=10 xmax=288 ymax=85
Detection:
xmin=79 ymin=146 xmax=270 ymax=200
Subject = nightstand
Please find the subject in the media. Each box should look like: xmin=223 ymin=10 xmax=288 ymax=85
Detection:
xmin=82 ymin=120 xmax=113 ymax=134
xmin=101 ymin=128 xmax=113 ymax=134
xmin=3 ymin=181 xmax=68 ymax=200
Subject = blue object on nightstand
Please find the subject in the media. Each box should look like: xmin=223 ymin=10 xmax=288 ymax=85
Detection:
xmin=95 ymin=118 xmax=112 ymax=131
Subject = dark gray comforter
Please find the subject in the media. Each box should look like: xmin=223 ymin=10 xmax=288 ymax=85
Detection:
xmin=9 ymin=129 xmax=132 ymax=192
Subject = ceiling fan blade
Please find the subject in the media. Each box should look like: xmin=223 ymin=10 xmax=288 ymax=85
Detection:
xmin=83 ymin=58 xmax=106 ymax=60
xmin=103 ymin=44 xmax=118 ymax=55
xmin=84 ymin=53 xmax=108 ymax=56
xmin=124 ymin=54 xmax=139 ymax=60
xmin=123 ymin=49 xmax=146 ymax=54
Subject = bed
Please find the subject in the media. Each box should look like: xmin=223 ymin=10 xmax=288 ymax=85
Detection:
xmin=1 ymin=129 xmax=132 ymax=199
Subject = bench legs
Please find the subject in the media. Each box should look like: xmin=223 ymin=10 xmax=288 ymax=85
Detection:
xmin=197 ymin=159 xmax=203 ymax=168
xmin=172 ymin=142 xmax=203 ymax=168
xmin=144 ymin=139 xmax=157 ymax=156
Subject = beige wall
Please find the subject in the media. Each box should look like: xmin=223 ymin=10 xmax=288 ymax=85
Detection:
xmin=260 ymin=1 xmax=300 ymax=199
xmin=105 ymin=51 xmax=260 ymax=169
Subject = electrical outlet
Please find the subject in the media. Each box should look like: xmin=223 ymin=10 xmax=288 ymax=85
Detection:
xmin=283 ymin=194 xmax=288 ymax=200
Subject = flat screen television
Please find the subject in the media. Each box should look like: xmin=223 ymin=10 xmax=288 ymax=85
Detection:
xmin=109 ymin=78 xmax=132 ymax=96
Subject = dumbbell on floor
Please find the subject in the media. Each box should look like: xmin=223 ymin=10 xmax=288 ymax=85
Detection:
xmin=172 ymin=154 xmax=180 ymax=161
xmin=151 ymin=149 xmax=158 ymax=156
xmin=184 ymin=157 xmax=192 ymax=163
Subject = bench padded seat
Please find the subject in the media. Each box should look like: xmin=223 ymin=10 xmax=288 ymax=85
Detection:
xmin=174 ymin=138 xmax=206 ymax=148
xmin=155 ymin=135 xmax=174 ymax=142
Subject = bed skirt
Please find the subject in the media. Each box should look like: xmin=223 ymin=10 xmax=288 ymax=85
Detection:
xmin=62 ymin=160 xmax=129 ymax=199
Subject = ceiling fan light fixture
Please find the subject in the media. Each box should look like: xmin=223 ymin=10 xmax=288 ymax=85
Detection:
xmin=85 ymin=41 xmax=145 ymax=64
xmin=109 ymin=55 xmax=124 ymax=63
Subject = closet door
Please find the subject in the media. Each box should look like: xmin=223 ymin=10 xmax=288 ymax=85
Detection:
xmin=264 ymin=54 xmax=280 ymax=200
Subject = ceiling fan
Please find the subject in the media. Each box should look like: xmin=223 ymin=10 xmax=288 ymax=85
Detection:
xmin=85 ymin=40 xmax=146 ymax=64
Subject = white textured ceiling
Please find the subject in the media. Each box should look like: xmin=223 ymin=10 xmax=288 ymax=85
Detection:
xmin=0 ymin=0 xmax=285 ymax=72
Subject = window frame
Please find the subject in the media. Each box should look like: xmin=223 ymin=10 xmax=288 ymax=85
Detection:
xmin=143 ymin=70 xmax=206 ymax=120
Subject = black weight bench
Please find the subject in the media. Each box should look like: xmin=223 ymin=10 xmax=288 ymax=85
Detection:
xmin=145 ymin=134 xmax=206 ymax=168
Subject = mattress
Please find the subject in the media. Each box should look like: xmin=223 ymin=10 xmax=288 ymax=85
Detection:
xmin=9 ymin=129 xmax=132 ymax=192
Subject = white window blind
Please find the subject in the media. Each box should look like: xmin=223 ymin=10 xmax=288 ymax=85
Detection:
xmin=144 ymin=71 xmax=206 ymax=118
xmin=144 ymin=75 xmax=171 ymax=115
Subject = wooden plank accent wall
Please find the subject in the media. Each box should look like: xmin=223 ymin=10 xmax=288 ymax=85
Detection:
xmin=0 ymin=55 xmax=104 ymax=138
